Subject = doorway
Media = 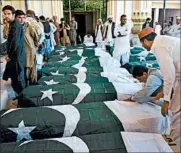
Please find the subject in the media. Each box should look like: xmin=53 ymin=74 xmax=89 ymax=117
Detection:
xmin=74 ymin=14 xmax=86 ymax=41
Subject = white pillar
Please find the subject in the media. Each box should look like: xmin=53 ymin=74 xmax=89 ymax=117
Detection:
xmin=154 ymin=8 xmax=159 ymax=24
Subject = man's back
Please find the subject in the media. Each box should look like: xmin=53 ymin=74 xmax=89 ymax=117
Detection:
xmin=151 ymin=35 xmax=180 ymax=75
xmin=131 ymin=69 xmax=163 ymax=104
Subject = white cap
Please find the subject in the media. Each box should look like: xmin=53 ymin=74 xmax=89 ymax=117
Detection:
xmin=107 ymin=15 xmax=113 ymax=19
xmin=176 ymin=16 xmax=181 ymax=20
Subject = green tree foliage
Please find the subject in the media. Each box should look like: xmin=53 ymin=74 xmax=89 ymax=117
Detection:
xmin=63 ymin=0 xmax=107 ymax=21
xmin=63 ymin=0 xmax=103 ymax=11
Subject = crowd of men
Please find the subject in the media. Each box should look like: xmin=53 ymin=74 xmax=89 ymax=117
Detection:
xmin=0 ymin=5 xmax=181 ymax=147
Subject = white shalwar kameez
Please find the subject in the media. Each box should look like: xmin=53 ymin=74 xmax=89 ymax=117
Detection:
xmin=151 ymin=35 xmax=181 ymax=146
xmin=171 ymin=23 xmax=181 ymax=38
xmin=95 ymin=25 xmax=103 ymax=48
xmin=104 ymin=22 xmax=114 ymax=46
xmin=113 ymin=24 xmax=131 ymax=65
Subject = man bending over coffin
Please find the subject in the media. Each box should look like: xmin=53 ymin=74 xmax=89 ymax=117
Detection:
xmin=124 ymin=65 xmax=164 ymax=106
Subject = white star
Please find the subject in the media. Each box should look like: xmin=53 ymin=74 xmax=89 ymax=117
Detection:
xmin=58 ymin=56 xmax=70 ymax=63
xmin=44 ymin=79 xmax=59 ymax=85
xmin=51 ymin=70 xmax=64 ymax=76
xmin=138 ymin=56 xmax=146 ymax=62
xmin=59 ymin=52 xmax=65 ymax=56
xmin=146 ymin=63 xmax=153 ymax=68
xmin=41 ymin=89 xmax=58 ymax=102
xmin=8 ymin=120 xmax=36 ymax=143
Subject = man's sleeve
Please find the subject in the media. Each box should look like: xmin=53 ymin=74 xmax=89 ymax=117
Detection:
xmin=8 ymin=23 xmax=22 ymax=60
xmin=154 ymin=44 xmax=175 ymax=102
xmin=121 ymin=25 xmax=131 ymax=36
xmin=131 ymin=75 xmax=163 ymax=103
xmin=30 ymin=25 xmax=39 ymax=47
xmin=76 ymin=22 xmax=78 ymax=30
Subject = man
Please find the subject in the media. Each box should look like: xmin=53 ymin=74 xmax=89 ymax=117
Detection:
xmin=113 ymin=15 xmax=131 ymax=66
xmin=83 ymin=32 xmax=94 ymax=45
xmin=26 ymin=11 xmax=45 ymax=71
xmin=95 ymin=18 xmax=104 ymax=48
xmin=142 ymin=18 xmax=152 ymax=30
xmin=163 ymin=21 xmax=172 ymax=36
xmin=138 ymin=27 xmax=180 ymax=146
xmin=39 ymin=15 xmax=52 ymax=61
xmin=15 ymin=10 xmax=39 ymax=86
xmin=154 ymin=22 xmax=162 ymax=35
xmin=170 ymin=16 xmax=180 ymax=38
xmin=69 ymin=16 xmax=78 ymax=46
xmin=103 ymin=15 xmax=116 ymax=46
xmin=125 ymin=65 xmax=164 ymax=106
xmin=2 ymin=5 xmax=25 ymax=95
xmin=59 ymin=18 xmax=70 ymax=46
xmin=52 ymin=16 xmax=60 ymax=45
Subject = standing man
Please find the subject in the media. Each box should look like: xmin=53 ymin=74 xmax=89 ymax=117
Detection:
xmin=103 ymin=15 xmax=116 ymax=46
xmin=142 ymin=18 xmax=152 ymax=29
xmin=39 ymin=15 xmax=52 ymax=61
xmin=15 ymin=10 xmax=39 ymax=86
xmin=2 ymin=5 xmax=25 ymax=94
xmin=69 ymin=16 xmax=78 ymax=46
xmin=138 ymin=28 xmax=180 ymax=146
xmin=59 ymin=18 xmax=70 ymax=46
xmin=113 ymin=15 xmax=131 ymax=66
xmin=95 ymin=18 xmax=104 ymax=48
xmin=171 ymin=16 xmax=181 ymax=38
xmin=52 ymin=16 xmax=60 ymax=46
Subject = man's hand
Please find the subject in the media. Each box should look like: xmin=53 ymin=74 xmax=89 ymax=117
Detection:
xmin=5 ymin=55 xmax=10 ymax=62
xmin=161 ymin=101 xmax=169 ymax=117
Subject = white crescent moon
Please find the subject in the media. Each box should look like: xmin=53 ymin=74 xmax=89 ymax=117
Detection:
xmin=19 ymin=137 xmax=90 ymax=153
xmin=72 ymin=83 xmax=91 ymax=104
xmin=1 ymin=108 xmax=22 ymax=117
xmin=45 ymin=105 xmax=80 ymax=137
xmin=74 ymin=71 xmax=86 ymax=83
xmin=69 ymin=49 xmax=83 ymax=57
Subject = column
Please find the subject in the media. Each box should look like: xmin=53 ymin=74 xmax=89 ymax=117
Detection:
xmin=131 ymin=0 xmax=152 ymax=32
xmin=153 ymin=8 xmax=159 ymax=24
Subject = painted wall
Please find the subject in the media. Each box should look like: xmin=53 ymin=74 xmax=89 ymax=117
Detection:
xmin=1 ymin=0 xmax=63 ymax=22
xmin=159 ymin=9 xmax=180 ymax=24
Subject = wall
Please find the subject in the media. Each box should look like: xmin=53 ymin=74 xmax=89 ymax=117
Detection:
xmin=159 ymin=9 xmax=180 ymax=23
xmin=1 ymin=0 xmax=63 ymax=22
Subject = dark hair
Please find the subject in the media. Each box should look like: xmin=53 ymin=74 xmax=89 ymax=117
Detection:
xmin=146 ymin=18 xmax=151 ymax=21
xmin=49 ymin=19 xmax=53 ymax=22
xmin=39 ymin=15 xmax=45 ymax=21
xmin=140 ymin=32 xmax=157 ymax=42
xmin=121 ymin=63 xmax=133 ymax=74
xmin=61 ymin=18 xmax=65 ymax=21
xmin=15 ymin=10 xmax=25 ymax=18
xmin=121 ymin=14 xmax=127 ymax=19
xmin=26 ymin=10 xmax=35 ymax=17
xmin=2 ymin=5 xmax=15 ymax=14
xmin=169 ymin=21 xmax=173 ymax=26
xmin=132 ymin=65 xmax=148 ymax=78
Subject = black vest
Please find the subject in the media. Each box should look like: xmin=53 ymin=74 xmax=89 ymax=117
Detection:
xmin=105 ymin=22 xmax=116 ymax=39
xmin=42 ymin=22 xmax=51 ymax=39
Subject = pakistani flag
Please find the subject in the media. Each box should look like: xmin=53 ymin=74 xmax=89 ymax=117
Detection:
xmin=52 ymin=48 xmax=96 ymax=57
xmin=38 ymin=73 xmax=109 ymax=85
xmin=0 ymin=132 xmax=173 ymax=153
xmin=41 ymin=66 xmax=103 ymax=76
xmin=17 ymin=83 xmax=117 ymax=107
xmin=45 ymin=56 xmax=101 ymax=68
xmin=48 ymin=55 xmax=81 ymax=63
xmin=0 ymin=132 xmax=128 ymax=153
xmin=130 ymin=47 xmax=145 ymax=54
xmin=0 ymin=101 xmax=168 ymax=144
xmin=0 ymin=102 xmax=123 ymax=143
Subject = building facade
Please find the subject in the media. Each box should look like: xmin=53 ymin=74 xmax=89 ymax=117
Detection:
xmin=1 ymin=0 xmax=64 ymax=21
